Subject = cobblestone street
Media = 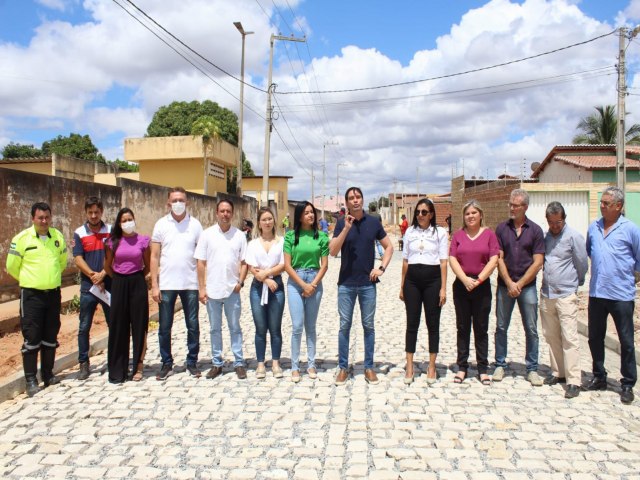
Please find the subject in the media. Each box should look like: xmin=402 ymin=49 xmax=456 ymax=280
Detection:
xmin=1 ymin=253 xmax=639 ymax=479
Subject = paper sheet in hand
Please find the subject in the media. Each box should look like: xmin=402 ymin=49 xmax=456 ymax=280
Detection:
xmin=89 ymin=284 xmax=111 ymax=306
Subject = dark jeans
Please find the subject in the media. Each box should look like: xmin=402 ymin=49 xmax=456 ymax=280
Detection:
xmin=78 ymin=290 xmax=110 ymax=363
xmin=588 ymin=297 xmax=637 ymax=387
xmin=158 ymin=290 xmax=200 ymax=367
xmin=403 ymin=264 xmax=442 ymax=354
xmin=453 ymin=279 xmax=491 ymax=374
xmin=249 ymin=277 xmax=285 ymax=362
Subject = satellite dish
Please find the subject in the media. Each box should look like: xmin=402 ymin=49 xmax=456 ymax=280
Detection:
xmin=531 ymin=162 xmax=541 ymax=171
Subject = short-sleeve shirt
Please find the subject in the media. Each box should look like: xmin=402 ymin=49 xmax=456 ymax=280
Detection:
xmin=495 ymin=217 xmax=545 ymax=287
xmin=72 ymin=221 xmax=112 ymax=293
xmin=284 ymin=230 xmax=329 ymax=269
xmin=333 ymin=213 xmax=387 ymax=286
xmin=246 ymin=237 xmax=285 ymax=271
xmin=402 ymin=225 xmax=449 ymax=265
xmin=151 ymin=214 xmax=203 ymax=290
xmin=194 ymin=224 xmax=247 ymax=299
xmin=107 ymin=234 xmax=150 ymax=275
xmin=449 ymin=228 xmax=500 ymax=276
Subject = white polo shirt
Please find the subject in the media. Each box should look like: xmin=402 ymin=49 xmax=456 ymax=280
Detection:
xmin=152 ymin=213 xmax=203 ymax=290
xmin=194 ymin=224 xmax=247 ymax=299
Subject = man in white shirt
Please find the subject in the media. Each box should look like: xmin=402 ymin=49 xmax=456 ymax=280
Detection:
xmin=151 ymin=187 xmax=203 ymax=380
xmin=195 ymin=199 xmax=248 ymax=379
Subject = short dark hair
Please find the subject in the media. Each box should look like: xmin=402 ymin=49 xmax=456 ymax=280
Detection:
xmin=545 ymin=201 xmax=566 ymax=219
xmin=217 ymin=199 xmax=234 ymax=212
xmin=84 ymin=196 xmax=103 ymax=211
xmin=31 ymin=202 xmax=51 ymax=217
xmin=168 ymin=186 xmax=187 ymax=197
xmin=344 ymin=186 xmax=363 ymax=204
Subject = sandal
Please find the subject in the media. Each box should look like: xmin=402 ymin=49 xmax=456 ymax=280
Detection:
xmin=132 ymin=363 xmax=143 ymax=382
xmin=454 ymin=371 xmax=466 ymax=384
xmin=479 ymin=374 xmax=491 ymax=386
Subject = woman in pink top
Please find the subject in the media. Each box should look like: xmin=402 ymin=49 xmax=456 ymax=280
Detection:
xmin=449 ymin=200 xmax=499 ymax=385
xmin=105 ymin=208 xmax=151 ymax=384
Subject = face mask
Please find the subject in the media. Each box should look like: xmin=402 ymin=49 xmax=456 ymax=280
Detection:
xmin=121 ymin=220 xmax=136 ymax=234
xmin=171 ymin=201 xmax=186 ymax=216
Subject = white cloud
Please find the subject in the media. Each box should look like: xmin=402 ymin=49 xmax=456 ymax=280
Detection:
xmin=35 ymin=0 xmax=67 ymax=11
xmin=0 ymin=0 xmax=632 ymax=200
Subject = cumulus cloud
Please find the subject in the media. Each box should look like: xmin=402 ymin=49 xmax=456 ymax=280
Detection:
xmin=0 ymin=0 xmax=633 ymax=200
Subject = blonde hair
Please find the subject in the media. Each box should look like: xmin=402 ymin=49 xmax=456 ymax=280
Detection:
xmin=462 ymin=199 xmax=484 ymax=227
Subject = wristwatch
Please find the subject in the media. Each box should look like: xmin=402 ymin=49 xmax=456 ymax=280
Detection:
xmin=239 ymin=281 xmax=245 ymax=288
xmin=379 ymin=265 xmax=386 ymax=272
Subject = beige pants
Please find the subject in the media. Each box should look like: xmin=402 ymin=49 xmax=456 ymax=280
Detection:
xmin=539 ymin=294 xmax=581 ymax=386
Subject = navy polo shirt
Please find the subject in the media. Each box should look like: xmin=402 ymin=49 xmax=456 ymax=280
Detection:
xmin=495 ymin=216 xmax=545 ymax=288
xmin=333 ymin=213 xmax=387 ymax=286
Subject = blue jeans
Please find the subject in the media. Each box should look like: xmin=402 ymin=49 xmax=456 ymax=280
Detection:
xmin=287 ymin=269 xmax=324 ymax=371
xmin=78 ymin=290 xmax=110 ymax=363
xmin=338 ymin=284 xmax=376 ymax=369
xmin=495 ymin=283 xmax=539 ymax=372
xmin=206 ymin=293 xmax=244 ymax=367
xmin=158 ymin=290 xmax=200 ymax=367
xmin=375 ymin=240 xmax=384 ymax=258
xmin=249 ymin=277 xmax=285 ymax=362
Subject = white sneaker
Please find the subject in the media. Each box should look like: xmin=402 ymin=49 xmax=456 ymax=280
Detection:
xmin=492 ymin=366 xmax=505 ymax=382
xmin=527 ymin=371 xmax=543 ymax=386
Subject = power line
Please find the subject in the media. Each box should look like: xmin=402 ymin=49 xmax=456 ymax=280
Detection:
xmin=278 ymin=30 xmax=617 ymax=95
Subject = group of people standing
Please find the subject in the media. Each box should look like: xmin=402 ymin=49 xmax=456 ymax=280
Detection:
xmin=6 ymin=185 xmax=638 ymax=405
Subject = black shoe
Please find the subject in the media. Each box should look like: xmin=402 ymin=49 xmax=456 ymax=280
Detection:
xmin=621 ymin=386 xmax=635 ymax=405
xmin=156 ymin=364 xmax=173 ymax=381
xmin=78 ymin=361 xmax=90 ymax=381
xmin=565 ymin=385 xmax=580 ymax=399
xmin=235 ymin=366 xmax=247 ymax=379
xmin=544 ymin=376 xmax=566 ymax=386
xmin=43 ymin=376 xmax=60 ymax=387
xmin=186 ymin=364 xmax=201 ymax=378
xmin=586 ymin=376 xmax=607 ymax=391
xmin=25 ymin=377 xmax=39 ymax=397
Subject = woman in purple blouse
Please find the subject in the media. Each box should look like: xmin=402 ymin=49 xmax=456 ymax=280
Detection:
xmin=105 ymin=208 xmax=151 ymax=384
xmin=448 ymin=200 xmax=499 ymax=385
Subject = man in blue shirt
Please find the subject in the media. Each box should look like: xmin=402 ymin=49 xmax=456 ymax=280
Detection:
xmin=586 ymin=186 xmax=640 ymax=405
xmin=330 ymin=187 xmax=393 ymax=385
xmin=539 ymin=202 xmax=588 ymax=399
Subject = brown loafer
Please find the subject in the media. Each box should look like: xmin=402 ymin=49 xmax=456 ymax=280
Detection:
xmin=206 ymin=366 xmax=223 ymax=379
xmin=335 ymin=368 xmax=349 ymax=386
xmin=235 ymin=366 xmax=247 ymax=380
xmin=364 ymin=368 xmax=379 ymax=385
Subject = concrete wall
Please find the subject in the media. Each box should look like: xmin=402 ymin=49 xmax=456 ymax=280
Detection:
xmin=0 ymin=161 xmax=50 ymax=175
xmin=0 ymin=170 xmax=257 ymax=301
xmin=53 ymin=153 xmax=110 ymax=182
xmin=538 ymin=160 xmax=592 ymax=183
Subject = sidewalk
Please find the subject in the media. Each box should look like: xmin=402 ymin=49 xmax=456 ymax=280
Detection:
xmin=0 ymin=254 xmax=639 ymax=479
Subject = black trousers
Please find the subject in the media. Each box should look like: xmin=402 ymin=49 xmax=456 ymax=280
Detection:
xmin=453 ymin=279 xmax=491 ymax=374
xmin=403 ymin=264 xmax=442 ymax=354
xmin=108 ymin=272 xmax=149 ymax=383
xmin=20 ymin=287 xmax=61 ymax=351
xmin=588 ymin=297 xmax=637 ymax=387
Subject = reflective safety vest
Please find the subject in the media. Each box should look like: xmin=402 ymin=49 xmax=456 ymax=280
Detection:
xmin=6 ymin=226 xmax=67 ymax=290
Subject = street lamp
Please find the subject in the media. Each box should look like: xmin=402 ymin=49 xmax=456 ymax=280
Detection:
xmin=336 ymin=162 xmax=346 ymax=210
xmin=322 ymin=140 xmax=338 ymax=219
xmin=233 ymin=21 xmax=253 ymax=197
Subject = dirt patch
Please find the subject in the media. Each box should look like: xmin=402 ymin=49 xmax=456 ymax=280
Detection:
xmin=0 ymin=290 xmax=159 ymax=381
xmin=576 ymin=290 xmax=640 ymax=345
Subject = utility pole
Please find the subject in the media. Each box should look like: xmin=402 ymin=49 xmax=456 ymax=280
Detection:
xmin=262 ymin=33 xmax=305 ymax=207
xmin=234 ymin=22 xmax=253 ymax=197
xmin=416 ymin=166 xmax=419 ymax=198
xmin=322 ymin=141 xmax=338 ymax=219
xmin=336 ymin=162 xmax=346 ymax=210
xmin=392 ymin=178 xmax=398 ymax=236
xmin=311 ymin=167 xmax=315 ymax=206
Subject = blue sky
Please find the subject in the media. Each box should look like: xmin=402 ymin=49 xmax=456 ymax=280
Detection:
xmin=0 ymin=0 xmax=638 ymax=199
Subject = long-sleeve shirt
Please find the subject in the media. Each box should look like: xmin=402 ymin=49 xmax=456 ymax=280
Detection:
xmin=541 ymin=224 xmax=588 ymax=299
xmin=587 ymin=215 xmax=640 ymax=301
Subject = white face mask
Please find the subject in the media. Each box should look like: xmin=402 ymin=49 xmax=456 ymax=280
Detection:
xmin=121 ymin=220 xmax=136 ymax=234
xmin=171 ymin=201 xmax=186 ymax=216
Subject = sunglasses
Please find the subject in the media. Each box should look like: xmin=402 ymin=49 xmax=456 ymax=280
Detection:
xmin=417 ymin=209 xmax=432 ymax=216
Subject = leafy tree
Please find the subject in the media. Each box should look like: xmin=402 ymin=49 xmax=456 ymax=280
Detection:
xmin=108 ymin=158 xmax=139 ymax=172
xmin=1 ymin=142 xmax=43 ymax=158
xmin=41 ymin=133 xmax=106 ymax=163
xmin=573 ymin=105 xmax=640 ymax=145
xmin=148 ymin=100 xmax=254 ymax=193
xmin=378 ymin=196 xmax=389 ymax=208
xmin=368 ymin=201 xmax=378 ymax=211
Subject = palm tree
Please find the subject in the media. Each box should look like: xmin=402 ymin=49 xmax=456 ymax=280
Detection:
xmin=573 ymin=105 xmax=640 ymax=145
xmin=191 ymin=116 xmax=221 ymax=195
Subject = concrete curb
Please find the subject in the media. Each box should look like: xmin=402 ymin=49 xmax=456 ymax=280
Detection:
xmin=0 ymin=305 xmax=177 ymax=404
xmin=577 ymin=318 xmax=640 ymax=367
